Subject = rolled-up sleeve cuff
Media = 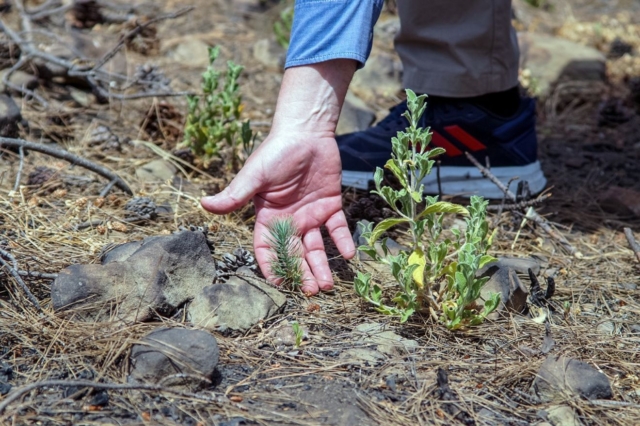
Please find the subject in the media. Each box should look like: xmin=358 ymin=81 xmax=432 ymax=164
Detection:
xmin=285 ymin=0 xmax=384 ymax=69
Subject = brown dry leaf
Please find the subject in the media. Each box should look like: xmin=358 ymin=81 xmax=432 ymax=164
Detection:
xmin=94 ymin=197 xmax=105 ymax=208
xmin=141 ymin=411 xmax=151 ymax=421
xmin=229 ymin=395 xmax=243 ymax=402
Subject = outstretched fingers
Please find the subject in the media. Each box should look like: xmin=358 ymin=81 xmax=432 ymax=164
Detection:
xmin=302 ymin=227 xmax=333 ymax=292
xmin=325 ymin=210 xmax=356 ymax=260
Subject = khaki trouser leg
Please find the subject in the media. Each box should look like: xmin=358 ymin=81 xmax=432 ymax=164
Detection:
xmin=395 ymin=0 xmax=519 ymax=97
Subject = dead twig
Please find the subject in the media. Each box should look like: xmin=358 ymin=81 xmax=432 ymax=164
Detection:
xmin=12 ymin=146 xmax=24 ymax=193
xmin=0 ymin=6 xmax=195 ymax=106
xmin=0 ymin=379 xmax=230 ymax=416
xmin=0 ymin=137 xmax=132 ymax=195
xmin=486 ymin=193 xmax=552 ymax=211
xmin=465 ymin=152 xmax=579 ymax=256
xmin=17 ymin=270 xmax=58 ymax=279
xmin=623 ymin=227 xmax=640 ymax=264
xmin=0 ymin=248 xmax=42 ymax=312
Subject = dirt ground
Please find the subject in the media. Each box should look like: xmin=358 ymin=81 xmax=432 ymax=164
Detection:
xmin=0 ymin=0 xmax=640 ymax=425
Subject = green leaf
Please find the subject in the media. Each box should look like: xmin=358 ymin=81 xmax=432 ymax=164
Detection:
xmin=384 ymin=159 xmax=408 ymax=189
xmin=368 ymin=218 xmax=408 ymax=246
xmin=411 ymin=190 xmax=422 ymax=203
xmin=478 ymin=255 xmax=497 ymax=269
xmin=419 ymin=202 xmax=469 ymax=218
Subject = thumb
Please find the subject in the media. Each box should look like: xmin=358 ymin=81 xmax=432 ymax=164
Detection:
xmin=201 ymin=172 xmax=261 ymax=214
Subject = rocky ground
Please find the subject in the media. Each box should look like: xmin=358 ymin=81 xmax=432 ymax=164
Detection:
xmin=0 ymin=0 xmax=639 ymax=425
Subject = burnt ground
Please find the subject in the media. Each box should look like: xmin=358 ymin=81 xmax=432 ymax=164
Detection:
xmin=1 ymin=0 xmax=640 ymax=425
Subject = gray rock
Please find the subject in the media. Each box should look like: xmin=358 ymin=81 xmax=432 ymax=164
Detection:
xmin=0 ymin=69 xmax=38 ymax=94
xmin=339 ymin=348 xmax=385 ymax=365
xmin=479 ymin=264 xmax=529 ymax=315
xmin=52 ymin=231 xmax=217 ymax=322
xmin=129 ymin=327 xmax=219 ymax=389
xmin=135 ymin=159 xmax=177 ymax=183
xmin=252 ymin=38 xmax=285 ymax=70
xmin=336 ymin=91 xmax=376 ymax=136
xmin=354 ymin=322 xmax=419 ymax=356
xmin=0 ymin=95 xmax=22 ymax=138
xmin=352 ymin=219 xmax=408 ymax=261
xmin=596 ymin=321 xmax=616 ymax=335
xmin=188 ymin=267 xmax=286 ymax=332
xmin=350 ymin=52 xmax=402 ymax=103
xmin=478 ymin=256 xmax=541 ymax=276
xmin=518 ymin=32 xmax=606 ymax=98
xmin=547 ymin=405 xmax=583 ymax=426
xmin=532 ymin=355 xmax=613 ymax=403
xmin=168 ymin=38 xmax=210 ymax=68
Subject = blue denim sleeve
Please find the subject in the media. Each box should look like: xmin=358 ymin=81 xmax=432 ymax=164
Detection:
xmin=285 ymin=0 xmax=384 ymax=69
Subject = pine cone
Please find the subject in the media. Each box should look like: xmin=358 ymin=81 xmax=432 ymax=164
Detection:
xmin=608 ymin=37 xmax=633 ymax=59
xmin=88 ymin=125 xmax=127 ymax=152
xmin=27 ymin=167 xmax=56 ymax=187
xmin=68 ymin=0 xmax=104 ymax=29
xmin=598 ymin=98 xmax=632 ymax=127
xmin=217 ymin=248 xmax=257 ymax=274
xmin=134 ymin=64 xmax=170 ymax=91
xmin=124 ymin=197 xmax=157 ymax=219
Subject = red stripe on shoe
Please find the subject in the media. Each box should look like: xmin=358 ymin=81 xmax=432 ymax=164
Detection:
xmin=431 ymin=131 xmax=463 ymax=157
xmin=444 ymin=125 xmax=487 ymax=151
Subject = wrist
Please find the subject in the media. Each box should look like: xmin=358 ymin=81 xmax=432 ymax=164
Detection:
xmin=271 ymin=60 xmax=356 ymax=135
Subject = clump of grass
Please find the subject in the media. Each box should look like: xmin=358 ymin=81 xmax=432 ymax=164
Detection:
xmin=265 ymin=216 xmax=303 ymax=288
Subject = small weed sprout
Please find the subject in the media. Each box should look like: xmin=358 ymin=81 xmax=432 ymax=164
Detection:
xmin=265 ymin=216 xmax=303 ymax=288
xmin=354 ymin=89 xmax=500 ymax=329
xmin=291 ymin=321 xmax=303 ymax=348
xmin=181 ymin=46 xmax=255 ymax=172
xmin=273 ymin=5 xmax=293 ymax=49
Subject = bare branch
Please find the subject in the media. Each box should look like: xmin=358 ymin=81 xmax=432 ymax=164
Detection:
xmin=623 ymin=227 xmax=640 ymax=264
xmin=465 ymin=152 xmax=579 ymax=256
xmin=0 ymin=248 xmax=42 ymax=311
xmin=0 ymin=137 xmax=132 ymax=195
xmin=0 ymin=379 xmax=230 ymax=416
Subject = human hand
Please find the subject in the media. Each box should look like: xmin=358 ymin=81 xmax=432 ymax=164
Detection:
xmin=201 ymin=60 xmax=357 ymax=295
xmin=201 ymin=129 xmax=355 ymax=295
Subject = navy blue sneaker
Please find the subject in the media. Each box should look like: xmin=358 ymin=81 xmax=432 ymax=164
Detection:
xmin=338 ymin=96 xmax=547 ymax=199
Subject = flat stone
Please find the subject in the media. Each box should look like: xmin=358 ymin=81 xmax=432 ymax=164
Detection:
xmin=547 ymin=405 xmax=583 ymax=426
xmin=354 ymin=322 xmax=419 ymax=356
xmin=336 ymin=91 xmax=376 ymax=136
xmin=339 ymin=348 xmax=385 ymax=365
xmin=188 ymin=267 xmax=286 ymax=332
xmin=598 ymin=186 xmax=640 ymax=218
xmin=52 ymin=231 xmax=217 ymax=322
xmin=518 ymin=32 xmax=606 ymax=98
xmin=136 ymin=159 xmax=177 ymax=183
xmin=169 ymin=38 xmax=210 ymax=68
xmin=0 ymin=69 xmax=37 ymax=94
xmin=129 ymin=327 xmax=219 ymax=390
xmin=596 ymin=321 xmax=616 ymax=335
xmin=0 ymin=94 xmax=22 ymax=138
xmin=350 ymin=52 xmax=402 ymax=103
xmin=252 ymin=38 xmax=285 ymax=70
xmin=532 ymin=355 xmax=613 ymax=403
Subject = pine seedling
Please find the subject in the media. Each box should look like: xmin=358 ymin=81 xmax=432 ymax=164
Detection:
xmin=291 ymin=321 xmax=303 ymax=348
xmin=265 ymin=216 xmax=303 ymax=288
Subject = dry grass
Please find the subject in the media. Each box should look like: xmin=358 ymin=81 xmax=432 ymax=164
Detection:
xmin=0 ymin=0 xmax=639 ymax=424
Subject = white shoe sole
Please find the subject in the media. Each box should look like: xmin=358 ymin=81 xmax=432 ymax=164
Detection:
xmin=342 ymin=161 xmax=547 ymax=200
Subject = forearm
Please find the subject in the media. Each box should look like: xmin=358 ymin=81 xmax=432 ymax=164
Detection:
xmin=271 ymin=60 xmax=357 ymax=136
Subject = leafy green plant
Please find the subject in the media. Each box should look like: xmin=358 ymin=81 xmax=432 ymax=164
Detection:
xmin=273 ymin=5 xmax=293 ymax=49
xmin=181 ymin=46 xmax=254 ymax=172
xmin=291 ymin=321 xmax=303 ymax=348
xmin=265 ymin=215 xmax=303 ymax=288
xmin=354 ymin=89 xmax=500 ymax=329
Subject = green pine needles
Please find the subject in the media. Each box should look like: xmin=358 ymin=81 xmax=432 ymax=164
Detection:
xmin=265 ymin=216 xmax=303 ymax=289
xmin=354 ymin=89 xmax=500 ymax=329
